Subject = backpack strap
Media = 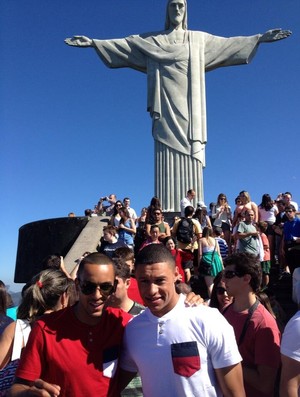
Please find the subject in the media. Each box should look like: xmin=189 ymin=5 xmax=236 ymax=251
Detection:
xmin=238 ymin=299 xmax=259 ymax=346
xmin=222 ymin=299 xmax=260 ymax=346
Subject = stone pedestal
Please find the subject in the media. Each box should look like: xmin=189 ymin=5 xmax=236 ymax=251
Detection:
xmin=14 ymin=216 xmax=108 ymax=283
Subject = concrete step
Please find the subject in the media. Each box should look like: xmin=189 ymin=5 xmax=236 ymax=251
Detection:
xmin=64 ymin=216 xmax=109 ymax=274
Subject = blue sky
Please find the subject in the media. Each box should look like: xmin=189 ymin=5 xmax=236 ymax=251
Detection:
xmin=1 ymin=0 xmax=299 ymax=291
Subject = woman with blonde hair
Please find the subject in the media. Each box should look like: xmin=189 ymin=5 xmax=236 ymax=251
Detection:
xmin=233 ymin=190 xmax=258 ymax=226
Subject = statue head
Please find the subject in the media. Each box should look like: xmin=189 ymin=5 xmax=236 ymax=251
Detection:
xmin=165 ymin=0 xmax=188 ymax=30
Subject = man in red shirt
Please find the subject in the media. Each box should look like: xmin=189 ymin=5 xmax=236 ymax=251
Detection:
xmin=222 ymin=252 xmax=281 ymax=397
xmin=10 ymin=253 xmax=132 ymax=397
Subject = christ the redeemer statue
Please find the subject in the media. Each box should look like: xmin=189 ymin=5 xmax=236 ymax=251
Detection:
xmin=65 ymin=0 xmax=291 ymax=212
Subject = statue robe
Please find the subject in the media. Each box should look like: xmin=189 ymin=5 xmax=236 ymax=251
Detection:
xmin=93 ymin=31 xmax=260 ymax=211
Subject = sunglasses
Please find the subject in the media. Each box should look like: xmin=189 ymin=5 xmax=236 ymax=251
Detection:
xmin=154 ymin=212 xmax=161 ymax=215
xmin=78 ymin=280 xmax=116 ymax=296
xmin=216 ymin=286 xmax=227 ymax=295
xmin=223 ymin=270 xmax=243 ymax=279
xmin=285 ymin=210 xmax=294 ymax=213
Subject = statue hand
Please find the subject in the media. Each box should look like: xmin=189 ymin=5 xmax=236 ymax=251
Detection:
xmin=259 ymin=29 xmax=292 ymax=43
xmin=64 ymin=35 xmax=93 ymax=47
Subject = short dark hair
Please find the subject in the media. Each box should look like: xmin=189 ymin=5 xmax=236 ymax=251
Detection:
xmin=213 ymin=227 xmax=223 ymax=236
xmin=257 ymin=221 xmax=268 ymax=233
xmin=136 ymin=244 xmax=175 ymax=269
xmin=113 ymin=247 xmax=134 ymax=262
xmin=224 ymin=252 xmax=262 ymax=293
xmin=77 ymin=252 xmax=115 ymax=280
xmin=42 ymin=254 xmax=61 ymax=270
xmin=184 ymin=205 xmax=194 ymax=217
xmin=113 ymin=259 xmax=131 ymax=280
xmin=285 ymin=204 xmax=296 ymax=212
xmin=163 ymin=236 xmax=176 ymax=246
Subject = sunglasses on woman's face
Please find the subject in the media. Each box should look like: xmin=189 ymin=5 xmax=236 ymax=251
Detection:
xmin=216 ymin=286 xmax=227 ymax=295
xmin=78 ymin=280 xmax=116 ymax=296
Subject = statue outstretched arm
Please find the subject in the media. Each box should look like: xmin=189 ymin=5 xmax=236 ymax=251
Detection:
xmin=258 ymin=29 xmax=292 ymax=43
xmin=64 ymin=35 xmax=94 ymax=47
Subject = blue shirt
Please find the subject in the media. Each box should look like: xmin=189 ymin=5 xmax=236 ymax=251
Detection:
xmin=283 ymin=217 xmax=300 ymax=241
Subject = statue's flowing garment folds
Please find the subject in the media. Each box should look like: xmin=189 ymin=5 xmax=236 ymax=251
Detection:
xmin=93 ymin=31 xmax=260 ymax=211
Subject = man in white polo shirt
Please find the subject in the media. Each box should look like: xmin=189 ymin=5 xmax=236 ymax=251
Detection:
xmin=119 ymin=244 xmax=245 ymax=397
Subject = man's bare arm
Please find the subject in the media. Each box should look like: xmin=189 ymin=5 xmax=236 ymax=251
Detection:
xmin=215 ymin=363 xmax=246 ymax=397
xmin=236 ymin=231 xmax=259 ymax=240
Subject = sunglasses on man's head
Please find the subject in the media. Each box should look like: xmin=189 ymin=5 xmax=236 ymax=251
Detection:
xmin=223 ymin=270 xmax=243 ymax=279
xmin=78 ymin=280 xmax=117 ymax=296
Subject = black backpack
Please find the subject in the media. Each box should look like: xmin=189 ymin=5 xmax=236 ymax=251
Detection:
xmin=176 ymin=217 xmax=194 ymax=243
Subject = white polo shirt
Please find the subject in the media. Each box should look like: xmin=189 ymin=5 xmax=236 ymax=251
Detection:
xmin=121 ymin=294 xmax=241 ymax=397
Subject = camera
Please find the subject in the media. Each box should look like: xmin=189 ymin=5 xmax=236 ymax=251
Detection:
xmin=100 ymin=196 xmax=108 ymax=201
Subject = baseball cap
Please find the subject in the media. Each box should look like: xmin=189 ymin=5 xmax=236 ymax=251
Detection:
xmin=197 ymin=201 xmax=207 ymax=209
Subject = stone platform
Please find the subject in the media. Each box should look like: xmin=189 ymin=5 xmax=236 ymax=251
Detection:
xmin=14 ymin=216 xmax=109 ymax=283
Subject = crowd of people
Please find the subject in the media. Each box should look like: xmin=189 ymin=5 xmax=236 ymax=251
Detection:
xmin=93 ymin=190 xmax=299 ymax=290
xmin=0 ymin=189 xmax=299 ymax=396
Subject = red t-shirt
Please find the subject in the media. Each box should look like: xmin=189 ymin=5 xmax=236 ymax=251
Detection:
xmin=223 ymin=303 xmax=280 ymax=397
xmin=16 ymin=305 xmax=132 ymax=397
xmin=170 ymin=249 xmax=187 ymax=283
xmin=127 ymin=276 xmax=144 ymax=305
